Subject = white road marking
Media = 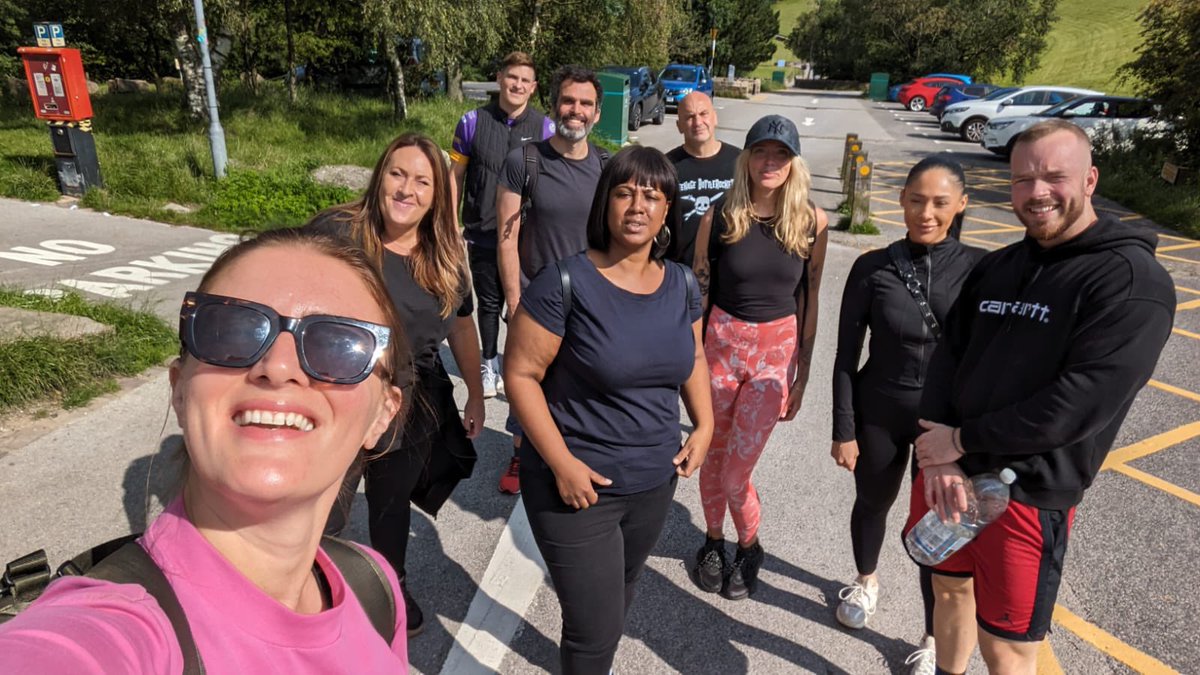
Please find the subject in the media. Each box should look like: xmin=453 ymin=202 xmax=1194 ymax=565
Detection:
xmin=802 ymin=117 xmax=815 ymax=126
xmin=440 ymin=500 xmax=548 ymax=674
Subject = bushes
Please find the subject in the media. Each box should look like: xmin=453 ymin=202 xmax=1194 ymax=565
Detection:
xmin=204 ymin=170 xmax=354 ymax=231
xmin=1093 ymin=133 xmax=1200 ymax=239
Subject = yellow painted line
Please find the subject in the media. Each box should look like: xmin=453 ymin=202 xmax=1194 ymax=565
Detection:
xmin=1177 ymin=286 xmax=1200 ymax=296
xmin=1053 ymin=605 xmax=1181 ymax=674
xmin=1161 ymin=233 xmax=1196 ymax=243
xmin=872 ymin=208 xmax=905 ymax=216
xmin=1102 ymin=421 xmax=1200 ymax=469
xmin=1111 ymin=463 xmax=1200 ymax=508
xmin=1037 ymin=639 xmax=1065 ymax=675
xmin=1120 ymin=214 xmax=1146 ymax=222
xmin=962 ymin=227 xmax=1021 ymax=236
xmin=1159 ymin=253 xmax=1200 ymax=266
xmin=962 ymin=236 xmax=1002 ymax=250
xmin=1173 ymin=326 xmax=1200 ymax=341
xmin=1176 ymin=298 xmax=1200 ymax=311
xmin=965 ymin=214 xmax=1025 ymax=230
xmin=873 ymin=196 xmax=903 ymax=207
xmin=1148 ymin=379 xmax=1200 ymax=405
xmin=966 ymin=201 xmax=1012 ymax=210
xmin=872 ymin=215 xmax=907 ymax=230
xmin=1159 ymin=242 xmax=1200 ymax=252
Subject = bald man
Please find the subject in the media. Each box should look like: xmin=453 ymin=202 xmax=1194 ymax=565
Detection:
xmin=906 ymin=120 xmax=1174 ymax=675
xmin=665 ymin=92 xmax=740 ymax=265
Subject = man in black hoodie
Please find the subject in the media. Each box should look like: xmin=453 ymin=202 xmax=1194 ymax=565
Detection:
xmin=904 ymin=120 xmax=1175 ymax=675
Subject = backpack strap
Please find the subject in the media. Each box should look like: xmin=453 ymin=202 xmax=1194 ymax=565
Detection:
xmin=321 ymin=536 xmax=396 ymax=645
xmin=519 ymin=143 xmax=541 ymax=229
xmin=886 ymin=240 xmax=941 ymax=339
xmin=591 ymin=143 xmax=611 ymax=166
xmin=678 ymin=262 xmax=698 ymax=310
xmin=85 ymin=540 xmax=206 ymax=675
xmin=555 ymin=260 xmax=573 ymax=320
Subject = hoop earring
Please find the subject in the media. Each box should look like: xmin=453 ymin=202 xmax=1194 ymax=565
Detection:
xmin=656 ymin=225 xmax=672 ymax=250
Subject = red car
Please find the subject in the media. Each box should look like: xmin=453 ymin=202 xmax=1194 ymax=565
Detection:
xmin=899 ymin=76 xmax=969 ymax=112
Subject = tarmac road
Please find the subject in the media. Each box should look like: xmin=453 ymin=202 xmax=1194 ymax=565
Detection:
xmin=1 ymin=89 xmax=1196 ymax=674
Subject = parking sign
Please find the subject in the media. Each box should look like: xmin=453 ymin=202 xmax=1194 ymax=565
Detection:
xmin=34 ymin=23 xmax=51 ymax=47
xmin=50 ymin=23 xmax=65 ymax=47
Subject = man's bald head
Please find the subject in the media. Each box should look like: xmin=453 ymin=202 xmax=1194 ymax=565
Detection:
xmin=676 ymin=92 xmax=720 ymax=154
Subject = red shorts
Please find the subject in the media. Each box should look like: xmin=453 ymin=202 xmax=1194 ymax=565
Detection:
xmin=903 ymin=470 xmax=1075 ymax=641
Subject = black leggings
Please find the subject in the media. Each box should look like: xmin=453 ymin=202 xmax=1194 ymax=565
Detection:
xmin=522 ymin=465 xmax=677 ymax=675
xmin=468 ymin=243 xmax=504 ymax=360
xmin=851 ymin=386 xmax=935 ymax=634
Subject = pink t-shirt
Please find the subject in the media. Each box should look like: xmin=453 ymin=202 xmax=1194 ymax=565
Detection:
xmin=0 ymin=499 xmax=408 ymax=674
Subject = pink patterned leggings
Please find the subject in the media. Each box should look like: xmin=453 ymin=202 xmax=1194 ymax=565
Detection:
xmin=700 ymin=305 xmax=797 ymax=545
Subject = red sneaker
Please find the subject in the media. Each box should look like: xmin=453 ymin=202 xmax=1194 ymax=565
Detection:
xmin=498 ymin=455 xmax=521 ymax=494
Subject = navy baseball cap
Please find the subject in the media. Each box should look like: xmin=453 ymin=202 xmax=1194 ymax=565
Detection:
xmin=745 ymin=115 xmax=801 ymax=156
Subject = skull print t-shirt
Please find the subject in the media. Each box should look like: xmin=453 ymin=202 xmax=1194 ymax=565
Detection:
xmin=666 ymin=141 xmax=740 ymax=266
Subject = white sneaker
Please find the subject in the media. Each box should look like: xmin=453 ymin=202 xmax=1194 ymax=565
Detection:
xmin=835 ymin=579 xmax=879 ymax=629
xmin=904 ymin=635 xmax=936 ymax=675
xmin=481 ymin=358 xmax=498 ymax=399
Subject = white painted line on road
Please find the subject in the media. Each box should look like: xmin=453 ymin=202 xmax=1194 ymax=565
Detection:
xmin=934 ymin=140 xmax=942 ymax=144
xmin=440 ymin=499 xmax=547 ymax=674
xmin=802 ymin=117 xmax=815 ymax=126
xmin=811 ymin=98 xmax=819 ymax=104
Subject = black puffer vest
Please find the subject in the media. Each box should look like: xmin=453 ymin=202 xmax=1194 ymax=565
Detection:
xmin=462 ymin=101 xmax=547 ymax=247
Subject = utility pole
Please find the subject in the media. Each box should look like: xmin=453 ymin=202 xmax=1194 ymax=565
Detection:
xmin=192 ymin=0 xmax=227 ymax=179
xmin=709 ymin=27 xmax=717 ymax=74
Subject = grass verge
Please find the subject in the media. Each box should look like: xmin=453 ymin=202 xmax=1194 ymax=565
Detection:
xmin=1095 ymin=156 xmax=1200 ymax=240
xmin=0 ymin=83 xmax=475 ymax=231
xmin=0 ymin=290 xmax=177 ymax=412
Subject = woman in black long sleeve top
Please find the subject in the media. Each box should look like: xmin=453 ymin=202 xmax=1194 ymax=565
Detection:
xmin=829 ymin=157 xmax=984 ymax=669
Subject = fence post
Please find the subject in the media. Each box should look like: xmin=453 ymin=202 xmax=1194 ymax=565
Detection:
xmin=850 ymin=161 xmax=873 ymax=230
xmin=840 ymin=133 xmax=859 ymax=179
xmin=844 ymin=148 xmax=867 ymax=196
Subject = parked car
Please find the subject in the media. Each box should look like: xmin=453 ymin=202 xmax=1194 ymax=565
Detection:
xmin=940 ymin=85 xmax=1103 ymax=143
xmin=601 ymin=65 xmax=665 ymax=131
xmin=899 ymin=76 xmax=973 ymax=112
xmin=888 ymin=72 xmax=972 ymax=102
xmin=929 ymin=83 xmax=1006 ymax=119
xmin=982 ymin=95 xmax=1162 ymax=156
xmin=658 ymin=64 xmax=713 ymax=111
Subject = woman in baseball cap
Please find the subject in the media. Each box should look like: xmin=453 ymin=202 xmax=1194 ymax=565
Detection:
xmin=689 ymin=114 xmax=829 ymax=599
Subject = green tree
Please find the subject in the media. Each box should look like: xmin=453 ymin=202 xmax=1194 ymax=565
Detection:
xmin=788 ymin=0 xmax=1058 ymax=83
xmin=1120 ymin=0 xmax=1200 ymax=166
xmin=0 ymin=0 xmax=28 ymax=79
xmin=686 ymin=0 xmax=778 ymax=74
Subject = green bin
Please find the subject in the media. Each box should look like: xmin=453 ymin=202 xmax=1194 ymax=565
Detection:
xmin=869 ymin=72 xmax=889 ymax=101
xmin=772 ymin=70 xmax=786 ymax=84
xmin=594 ymin=71 xmax=629 ymax=147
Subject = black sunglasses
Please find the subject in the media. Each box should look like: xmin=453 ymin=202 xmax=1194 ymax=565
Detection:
xmin=179 ymin=291 xmax=392 ymax=385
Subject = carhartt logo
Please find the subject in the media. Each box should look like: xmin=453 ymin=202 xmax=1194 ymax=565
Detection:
xmin=767 ymin=119 xmax=789 ymax=136
xmin=978 ymin=299 xmax=1051 ymax=324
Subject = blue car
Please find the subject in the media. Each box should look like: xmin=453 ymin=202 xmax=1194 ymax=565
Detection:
xmin=929 ymin=83 xmax=1008 ymax=119
xmin=658 ymin=64 xmax=713 ymax=111
xmin=888 ymin=72 xmax=972 ymax=102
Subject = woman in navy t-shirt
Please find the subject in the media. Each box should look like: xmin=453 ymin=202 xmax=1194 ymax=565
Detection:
xmin=505 ymin=146 xmax=714 ymax=675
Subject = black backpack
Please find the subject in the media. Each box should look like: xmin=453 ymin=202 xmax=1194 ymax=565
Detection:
xmin=0 ymin=534 xmax=397 ymax=675
xmin=519 ymin=141 xmax=611 ymax=230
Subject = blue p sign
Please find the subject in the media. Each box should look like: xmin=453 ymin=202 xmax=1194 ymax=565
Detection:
xmin=49 ymin=23 xmax=65 ymax=47
xmin=34 ymin=23 xmax=51 ymax=47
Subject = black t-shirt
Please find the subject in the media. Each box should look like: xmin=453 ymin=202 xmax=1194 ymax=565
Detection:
xmin=520 ymin=252 xmax=703 ymax=495
xmin=666 ymin=142 xmax=740 ymax=266
xmin=380 ymin=250 xmax=473 ymax=375
xmin=500 ymin=141 xmax=604 ymax=288
xmin=709 ymin=204 xmax=809 ymax=323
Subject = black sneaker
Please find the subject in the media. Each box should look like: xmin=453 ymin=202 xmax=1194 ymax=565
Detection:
xmin=722 ymin=541 xmax=764 ymax=601
xmin=692 ymin=537 xmax=726 ymax=593
xmin=400 ymin=575 xmax=425 ymax=637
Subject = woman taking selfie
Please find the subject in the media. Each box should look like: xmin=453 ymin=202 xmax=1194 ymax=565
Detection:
xmin=0 ymin=228 xmax=410 ymax=672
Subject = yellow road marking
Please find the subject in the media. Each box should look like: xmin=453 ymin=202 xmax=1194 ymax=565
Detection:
xmin=1148 ymin=379 xmax=1200 ymax=405
xmin=1178 ymin=286 xmax=1200 ymax=296
xmin=1103 ymin=421 xmax=1200 ymax=469
xmin=961 ymin=227 xmax=1020 ymax=235
xmin=1120 ymin=214 xmax=1146 ymax=222
xmin=1173 ymin=326 xmax=1200 ymax=341
xmin=1037 ymin=639 xmax=1065 ymax=675
xmin=872 ymin=215 xmax=907 ymax=230
xmin=965 ymin=214 xmax=1025 ymax=230
xmin=1053 ymin=605 xmax=1181 ymax=674
xmin=1111 ymin=463 xmax=1200 ymax=508
xmin=1161 ymin=233 xmax=1196 ymax=243
xmin=1176 ymin=298 xmax=1200 ymax=311
xmin=872 ymin=209 xmax=905 ymax=216
xmin=1159 ymin=242 xmax=1200 ymax=252
xmin=1159 ymin=253 xmax=1200 ymax=266
xmin=966 ymin=201 xmax=1012 ymax=210
xmin=961 ymin=236 xmax=1002 ymax=250
xmin=873 ymin=196 xmax=903 ymax=207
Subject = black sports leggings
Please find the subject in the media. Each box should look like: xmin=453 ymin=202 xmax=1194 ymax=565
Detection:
xmin=468 ymin=243 xmax=504 ymax=360
xmin=522 ymin=464 xmax=677 ymax=675
xmin=851 ymin=385 xmax=935 ymax=634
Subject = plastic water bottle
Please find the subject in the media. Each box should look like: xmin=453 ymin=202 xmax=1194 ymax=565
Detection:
xmin=905 ymin=468 xmax=1017 ymax=566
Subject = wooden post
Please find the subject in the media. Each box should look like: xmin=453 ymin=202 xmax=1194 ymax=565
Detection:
xmin=840 ymin=133 xmax=859 ymax=179
xmin=844 ymin=148 xmax=867 ymax=196
xmin=851 ymin=161 xmax=873 ymax=229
